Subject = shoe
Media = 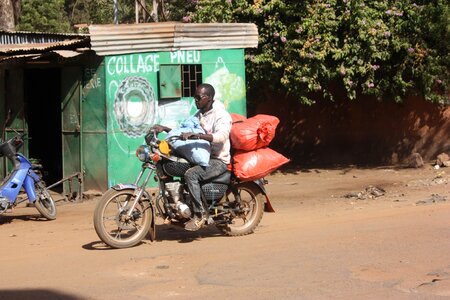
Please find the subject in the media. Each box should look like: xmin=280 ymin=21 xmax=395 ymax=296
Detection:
xmin=184 ymin=215 xmax=207 ymax=231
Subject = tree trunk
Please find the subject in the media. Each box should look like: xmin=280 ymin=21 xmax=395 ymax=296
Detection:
xmin=12 ymin=0 xmax=20 ymax=24
xmin=151 ymin=0 xmax=159 ymax=22
xmin=0 ymin=0 xmax=15 ymax=31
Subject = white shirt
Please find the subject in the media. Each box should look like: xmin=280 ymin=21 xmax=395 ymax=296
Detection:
xmin=194 ymin=101 xmax=232 ymax=164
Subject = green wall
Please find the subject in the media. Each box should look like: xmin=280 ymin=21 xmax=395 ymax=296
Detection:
xmin=105 ymin=48 xmax=247 ymax=186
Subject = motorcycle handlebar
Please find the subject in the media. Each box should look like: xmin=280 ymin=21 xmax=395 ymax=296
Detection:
xmin=144 ymin=130 xmax=157 ymax=145
xmin=0 ymin=133 xmax=26 ymax=160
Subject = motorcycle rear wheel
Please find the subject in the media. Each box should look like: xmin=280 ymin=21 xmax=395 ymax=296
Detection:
xmin=34 ymin=182 xmax=57 ymax=220
xmin=218 ymin=182 xmax=264 ymax=236
xmin=93 ymin=189 xmax=152 ymax=249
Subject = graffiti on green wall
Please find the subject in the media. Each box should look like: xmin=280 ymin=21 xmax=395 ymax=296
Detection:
xmin=204 ymin=57 xmax=246 ymax=112
xmin=105 ymin=49 xmax=247 ymax=186
xmin=106 ymin=54 xmax=159 ymax=138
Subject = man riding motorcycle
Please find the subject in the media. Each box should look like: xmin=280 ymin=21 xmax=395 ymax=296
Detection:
xmin=151 ymin=83 xmax=232 ymax=231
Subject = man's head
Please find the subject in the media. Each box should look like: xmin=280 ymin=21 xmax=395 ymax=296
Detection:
xmin=194 ymin=83 xmax=215 ymax=112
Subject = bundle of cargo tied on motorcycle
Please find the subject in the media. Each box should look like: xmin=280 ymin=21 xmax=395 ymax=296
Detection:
xmin=230 ymin=114 xmax=290 ymax=181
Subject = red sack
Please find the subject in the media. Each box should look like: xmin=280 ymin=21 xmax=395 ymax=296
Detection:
xmin=230 ymin=114 xmax=280 ymax=151
xmin=230 ymin=113 xmax=246 ymax=123
xmin=233 ymin=147 xmax=290 ymax=181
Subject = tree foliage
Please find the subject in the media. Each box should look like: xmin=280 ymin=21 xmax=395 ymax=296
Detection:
xmin=192 ymin=0 xmax=449 ymax=104
xmin=17 ymin=0 xmax=71 ymax=32
xmin=66 ymin=0 xmax=195 ymax=27
xmin=66 ymin=0 xmax=113 ymax=26
xmin=17 ymin=0 xmax=193 ymax=32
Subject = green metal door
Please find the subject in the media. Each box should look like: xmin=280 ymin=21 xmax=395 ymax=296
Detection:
xmin=1 ymin=69 xmax=27 ymax=177
xmin=81 ymin=62 xmax=107 ymax=191
xmin=61 ymin=67 xmax=82 ymax=195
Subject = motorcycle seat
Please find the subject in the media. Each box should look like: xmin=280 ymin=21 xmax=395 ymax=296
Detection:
xmin=205 ymin=171 xmax=231 ymax=185
xmin=162 ymin=161 xmax=231 ymax=184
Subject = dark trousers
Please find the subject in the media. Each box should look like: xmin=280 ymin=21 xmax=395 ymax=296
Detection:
xmin=184 ymin=158 xmax=228 ymax=216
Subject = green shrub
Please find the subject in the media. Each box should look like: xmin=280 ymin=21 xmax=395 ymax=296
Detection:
xmin=192 ymin=0 xmax=449 ymax=104
xmin=17 ymin=0 xmax=71 ymax=33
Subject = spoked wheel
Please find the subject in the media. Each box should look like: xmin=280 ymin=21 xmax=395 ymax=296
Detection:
xmin=217 ymin=182 xmax=264 ymax=236
xmin=93 ymin=189 xmax=152 ymax=249
xmin=34 ymin=182 xmax=57 ymax=220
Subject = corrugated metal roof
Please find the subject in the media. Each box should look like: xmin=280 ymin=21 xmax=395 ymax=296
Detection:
xmin=0 ymin=50 xmax=83 ymax=64
xmin=89 ymin=22 xmax=258 ymax=56
xmin=0 ymin=39 xmax=90 ymax=54
xmin=0 ymin=30 xmax=86 ymax=45
xmin=0 ymin=30 xmax=89 ymax=55
xmin=0 ymin=53 xmax=40 ymax=63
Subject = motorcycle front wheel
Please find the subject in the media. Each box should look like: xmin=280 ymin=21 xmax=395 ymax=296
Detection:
xmin=93 ymin=189 xmax=152 ymax=249
xmin=34 ymin=182 xmax=57 ymax=220
xmin=218 ymin=182 xmax=264 ymax=236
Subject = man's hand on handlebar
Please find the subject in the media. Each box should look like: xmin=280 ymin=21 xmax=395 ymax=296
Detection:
xmin=181 ymin=132 xmax=199 ymax=140
xmin=149 ymin=124 xmax=171 ymax=134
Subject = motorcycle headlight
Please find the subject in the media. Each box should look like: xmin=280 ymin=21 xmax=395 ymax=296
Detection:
xmin=136 ymin=145 xmax=150 ymax=162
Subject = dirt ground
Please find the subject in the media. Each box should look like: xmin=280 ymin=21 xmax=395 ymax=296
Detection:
xmin=0 ymin=165 xmax=449 ymax=300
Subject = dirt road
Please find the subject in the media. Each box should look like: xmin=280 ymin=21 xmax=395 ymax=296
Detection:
xmin=0 ymin=166 xmax=449 ymax=300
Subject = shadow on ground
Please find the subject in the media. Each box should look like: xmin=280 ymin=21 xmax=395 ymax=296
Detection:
xmin=83 ymin=223 xmax=224 ymax=250
xmin=0 ymin=289 xmax=83 ymax=300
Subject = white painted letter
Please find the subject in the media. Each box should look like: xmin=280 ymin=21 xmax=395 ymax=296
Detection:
xmin=107 ymin=57 xmax=116 ymax=75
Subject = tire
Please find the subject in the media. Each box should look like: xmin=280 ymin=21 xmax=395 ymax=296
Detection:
xmin=34 ymin=182 xmax=57 ymax=220
xmin=93 ymin=188 xmax=152 ymax=249
xmin=218 ymin=182 xmax=264 ymax=236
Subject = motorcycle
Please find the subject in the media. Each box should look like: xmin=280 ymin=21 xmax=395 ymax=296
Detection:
xmin=0 ymin=133 xmax=57 ymax=220
xmin=93 ymin=130 xmax=274 ymax=249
